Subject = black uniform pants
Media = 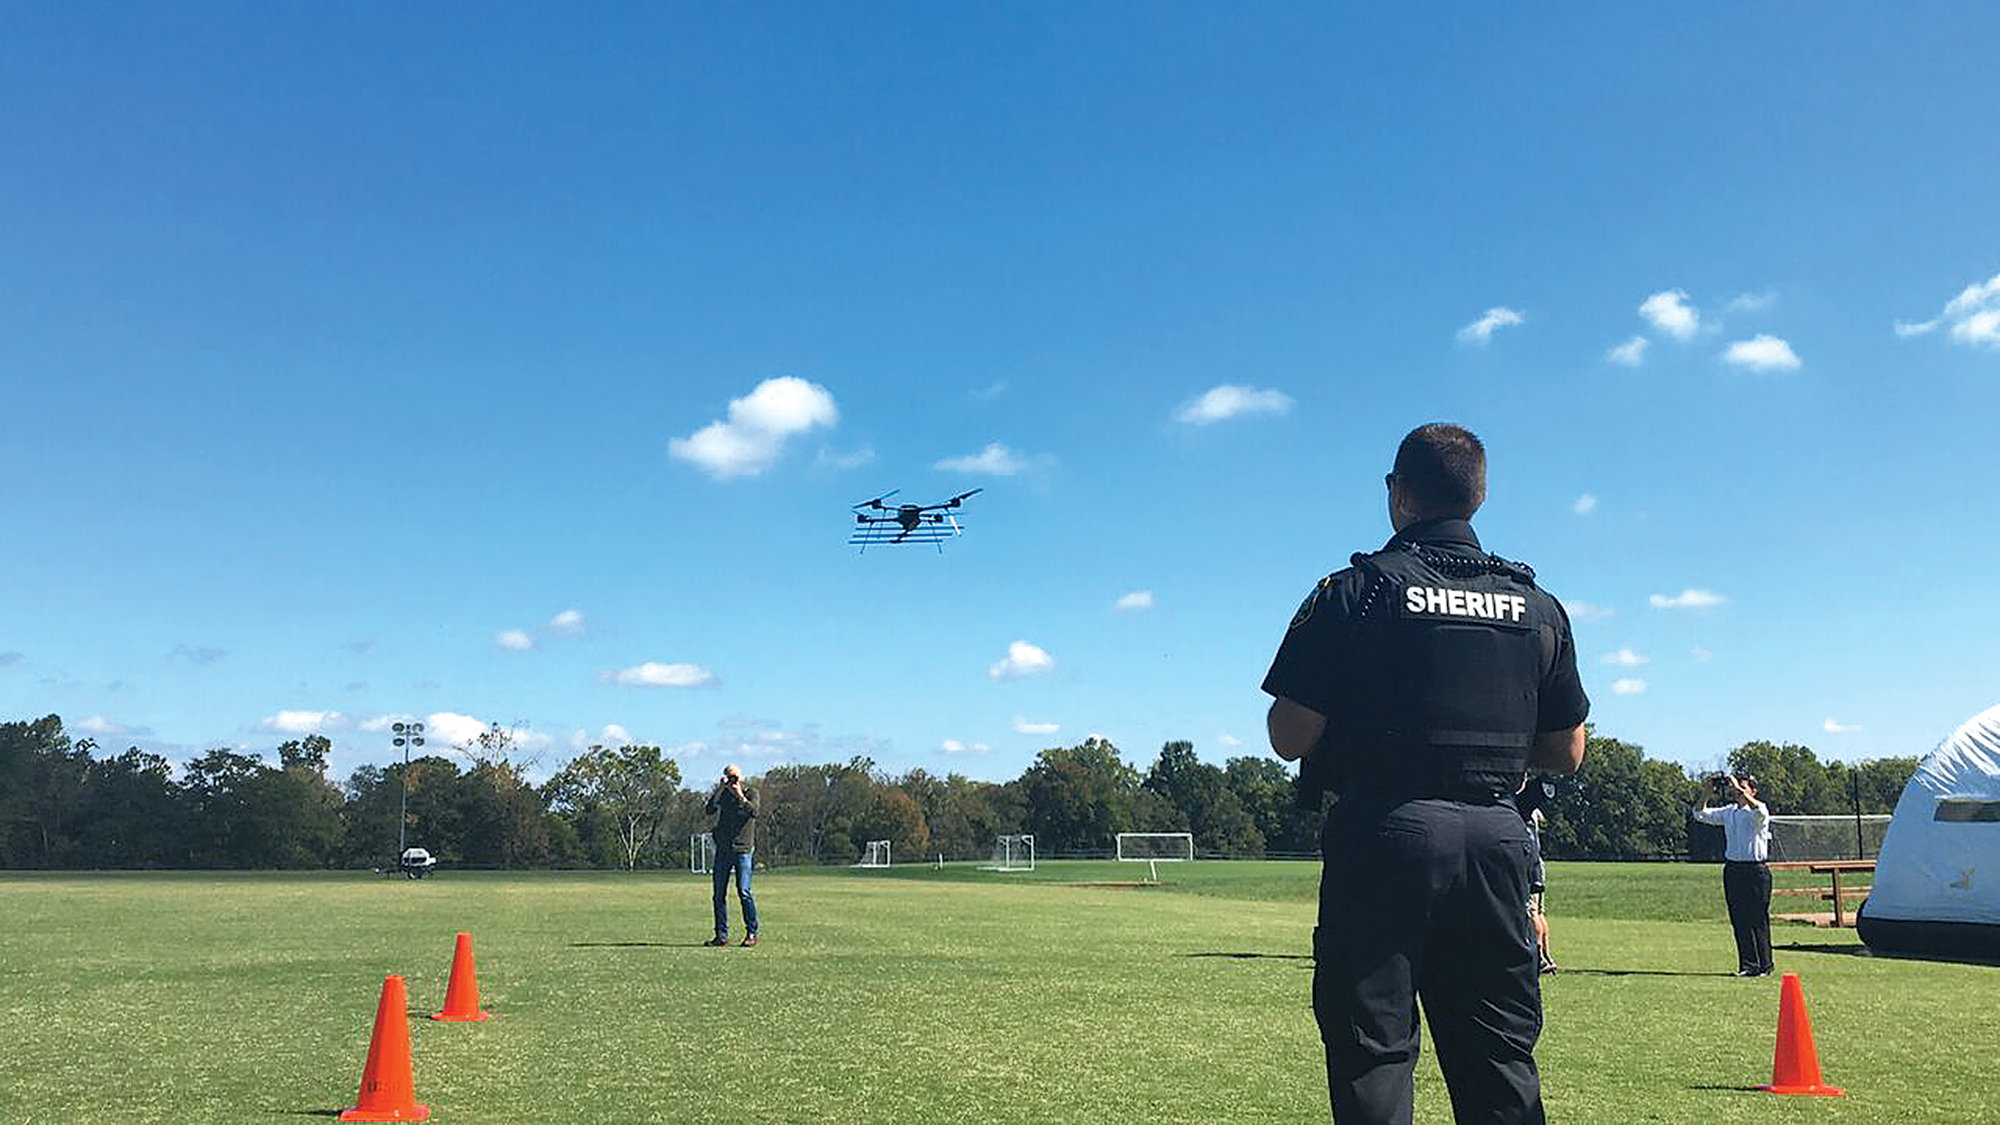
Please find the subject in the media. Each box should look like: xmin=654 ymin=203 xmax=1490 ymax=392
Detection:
xmin=1315 ymin=799 xmax=1543 ymax=1125
xmin=1722 ymin=860 xmax=1773 ymax=974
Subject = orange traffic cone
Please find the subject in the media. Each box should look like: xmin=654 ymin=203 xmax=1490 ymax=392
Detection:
xmin=430 ymin=931 xmax=491 ymax=1023
xmin=341 ymin=974 xmax=431 ymax=1122
xmin=1758 ymin=973 xmax=1844 ymax=1097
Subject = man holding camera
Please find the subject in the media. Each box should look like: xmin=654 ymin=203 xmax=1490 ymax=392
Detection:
xmin=1264 ymin=424 xmax=1589 ymax=1125
xmin=704 ymin=765 xmax=760 ymax=948
xmin=1691 ymin=773 xmax=1772 ymax=976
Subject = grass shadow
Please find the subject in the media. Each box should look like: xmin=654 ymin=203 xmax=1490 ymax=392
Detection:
xmin=1688 ymin=1083 xmax=1769 ymax=1093
xmin=569 ymin=941 xmax=707 ymax=949
xmin=1777 ymin=940 xmax=2000 ymax=968
xmin=1558 ymin=967 xmax=1738 ymax=978
xmin=276 ymin=1110 xmax=344 ymax=1118
xmin=1181 ymin=951 xmax=1313 ymax=962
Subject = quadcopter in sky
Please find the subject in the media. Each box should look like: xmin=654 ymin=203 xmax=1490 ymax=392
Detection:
xmin=849 ymin=488 xmax=983 ymax=552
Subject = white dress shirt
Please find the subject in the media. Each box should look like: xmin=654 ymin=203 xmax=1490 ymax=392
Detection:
xmin=1691 ymin=802 xmax=1771 ymax=862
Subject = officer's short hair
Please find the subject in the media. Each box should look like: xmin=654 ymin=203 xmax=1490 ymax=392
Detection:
xmin=1393 ymin=423 xmax=1486 ymax=519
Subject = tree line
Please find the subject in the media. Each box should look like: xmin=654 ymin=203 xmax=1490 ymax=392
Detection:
xmin=0 ymin=714 xmax=1918 ymax=870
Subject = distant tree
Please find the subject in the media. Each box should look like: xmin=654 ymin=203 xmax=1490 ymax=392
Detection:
xmin=1540 ymin=731 xmax=1690 ymax=858
xmin=1224 ymin=756 xmax=1320 ymax=855
xmin=1728 ymin=741 xmax=1839 ymax=815
xmin=0 ymin=716 xmax=93 ymax=867
xmin=1143 ymin=741 xmax=1263 ymax=856
xmin=76 ymin=748 xmax=185 ymax=867
xmin=758 ymin=759 xmax=875 ymax=864
xmin=545 ymin=745 xmax=683 ymax=869
xmin=1019 ymin=738 xmax=1168 ymax=854
xmin=236 ymin=739 xmax=344 ymax=867
xmin=179 ymin=748 xmax=270 ymax=867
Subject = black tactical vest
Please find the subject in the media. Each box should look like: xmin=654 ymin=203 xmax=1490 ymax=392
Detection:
xmin=1331 ymin=540 xmax=1555 ymax=804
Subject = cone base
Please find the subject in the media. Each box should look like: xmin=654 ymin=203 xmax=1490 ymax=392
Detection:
xmin=1759 ymin=1084 xmax=1845 ymax=1097
xmin=429 ymin=1009 xmax=491 ymax=1022
xmin=339 ymin=1104 xmax=431 ymax=1121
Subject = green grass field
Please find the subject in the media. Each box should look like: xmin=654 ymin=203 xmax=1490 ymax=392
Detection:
xmin=3 ymin=863 xmax=1993 ymax=1124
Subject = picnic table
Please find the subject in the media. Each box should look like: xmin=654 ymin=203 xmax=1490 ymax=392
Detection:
xmin=1773 ymin=859 xmax=1875 ymax=926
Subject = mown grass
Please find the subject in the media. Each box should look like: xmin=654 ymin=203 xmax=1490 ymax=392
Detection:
xmin=0 ymin=864 xmax=1988 ymax=1124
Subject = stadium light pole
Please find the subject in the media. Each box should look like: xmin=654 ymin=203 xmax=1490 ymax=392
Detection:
xmin=392 ymin=721 xmax=424 ymax=856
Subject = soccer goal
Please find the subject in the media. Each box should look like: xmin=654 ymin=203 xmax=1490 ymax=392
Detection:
xmin=1768 ymin=814 xmax=1892 ymax=862
xmin=981 ymin=833 xmax=1035 ymax=872
xmin=690 ymin=832 xmax=715 ymax=875
xmin=1116 ymin=831 xmax=1195 ymax=883
xmin=855 ymin=839 xmax=892 ymax=868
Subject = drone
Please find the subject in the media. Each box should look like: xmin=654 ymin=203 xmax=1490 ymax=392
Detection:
xmin=849 ymin=488 xmax=983 ymax=551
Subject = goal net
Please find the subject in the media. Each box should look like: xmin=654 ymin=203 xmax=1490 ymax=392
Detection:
xmin=690 ymin=832 xmax=715 ymax=875
xmin=855 ymin=839 xmax=892 ymax=868
xmin=1116 ymin=832 xmax=1195 ymax=863
xmin=1116 ymin=832 xmax=1194 ymax=883
xmin=1767 ymin=814 xmax=1891 ymax=862
xmin=982 ymin=833 xmax=1035 ymax=872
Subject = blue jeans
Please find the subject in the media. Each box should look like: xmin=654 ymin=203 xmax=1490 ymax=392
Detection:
xmin=712 ymin=850 xmax=759 ymax=939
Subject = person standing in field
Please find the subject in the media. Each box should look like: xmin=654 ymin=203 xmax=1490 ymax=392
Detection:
xmin=704 ymin=764 xmax=760 ymax=948
xmin=1263 ymin=423 xmax=1590 ymax=1124
xmin=1691 ymin=773 xmax=1773 ymax=976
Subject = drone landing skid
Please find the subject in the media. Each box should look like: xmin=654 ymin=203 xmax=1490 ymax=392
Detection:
xmin=849 ymin=523 xmax=961 ymax=553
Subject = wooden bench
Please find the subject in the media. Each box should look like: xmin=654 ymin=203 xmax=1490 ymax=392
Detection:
xmin=1771 ymin=860 xmax=1875 ymax=926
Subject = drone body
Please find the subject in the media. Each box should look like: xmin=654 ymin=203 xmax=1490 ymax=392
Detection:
xmin=849 ymin=488 xmax=983 ymax=552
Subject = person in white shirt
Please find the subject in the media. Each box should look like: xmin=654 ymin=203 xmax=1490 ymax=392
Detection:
xmin=1690 ymin=773 xmax=1774 ymax=976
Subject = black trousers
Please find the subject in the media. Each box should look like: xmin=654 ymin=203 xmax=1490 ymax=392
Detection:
xmin=1722 ymin=860 xmax=1773 ymax=974
xmin=1315 ymin=799 xmax=1544 ymax=1125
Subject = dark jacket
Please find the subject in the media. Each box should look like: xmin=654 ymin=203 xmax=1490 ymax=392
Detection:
xmin=706 ymin=786 xmax=757 ymax=853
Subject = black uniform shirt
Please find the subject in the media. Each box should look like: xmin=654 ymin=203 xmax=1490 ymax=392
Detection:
xmin=1262 ymin=518 xmax=1590 ymax=738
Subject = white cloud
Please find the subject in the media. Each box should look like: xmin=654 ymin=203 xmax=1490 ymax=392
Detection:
xmin=1602 ymin=648 xmax=1650 ymax=667
xmin=1727 ymin=291 xmax=1776 ymax=313
xmin=547 ymin=609 xmax=585 ymax=635
xmin=608 ymin=662 xmax=718 ymax=688
xmin=600 ymin=723 xmax=633 ymax=745
xmin=1691 ymin=647 xmax=1714 ymax=662
xmin=1457 ymin=307 xmax=1525 ymax=345
xmin=1573 ymin=493 xmax=1598 ymax=516
xmin=424 ymin=712 xmax=486 ymax=747
xmin=496 ymin=629 xmax=534 ymax=651
xmin=972 ymin=380 xmax=1009 ymax=400
xmin=989 ymin=640 xmax=1055 ymax=681
xmin=1650 ymin=589 xmax=1727 ymax=610
xmin=77 ymin=715 xmax=128 ymax=736
xmin=1217 ymin=734 xmax=1243 ymax=748
xmin=940 ymin=739 xmax=992 ymax=754
xmin=359 ymin=714 xmax=414 ymax=733
xmin=1897 ymin=271 xmax=2000 ymax=348
xmin=1640 ymin=290 xmax=1701 ymax=340
xmin=1823 ymin=718 xmax=1862 ymax=734
xmin=1611 ymin=678 xmax=1647 ymax=695
xmin=1562 ymin=599 xmax=1614 ymax=620
xmin=1013 ymin=716 xmax=1060 ymax=735
xmin=1173 ymin=385 xmax=1294 ymax=426
xmin=669 ymin=376 xmax=839 ymax=480
xmin=932 ymin=442 xmax=1041 ymax=476
xmin=1114 ymin=590 xmax=1155 ymax=612
xmin=258 ymin=709 xmax=348 ymax=735
xmin=1722 ymin=334 xmax=1801 ymax=372
xmin=1606 ymin=336 xmax=1649 ymax=367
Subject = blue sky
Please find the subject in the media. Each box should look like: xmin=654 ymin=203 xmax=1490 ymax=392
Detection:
xmin=3 ymin=3 xmax=1997 ymax=785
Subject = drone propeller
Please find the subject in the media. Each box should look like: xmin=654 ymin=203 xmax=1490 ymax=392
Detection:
xmin=944 ymin=488 xmax=984 ymax=507
xmin=851 ymin=488 xmax=900 ymax=512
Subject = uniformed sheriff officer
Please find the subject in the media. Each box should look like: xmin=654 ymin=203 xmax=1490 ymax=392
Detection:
xmin=1263 ymin=423 xmax=1590 ymax=1125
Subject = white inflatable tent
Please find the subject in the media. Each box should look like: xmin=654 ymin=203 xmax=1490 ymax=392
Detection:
xmin=1857 ymin=703 xmax=2000 ymax=959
